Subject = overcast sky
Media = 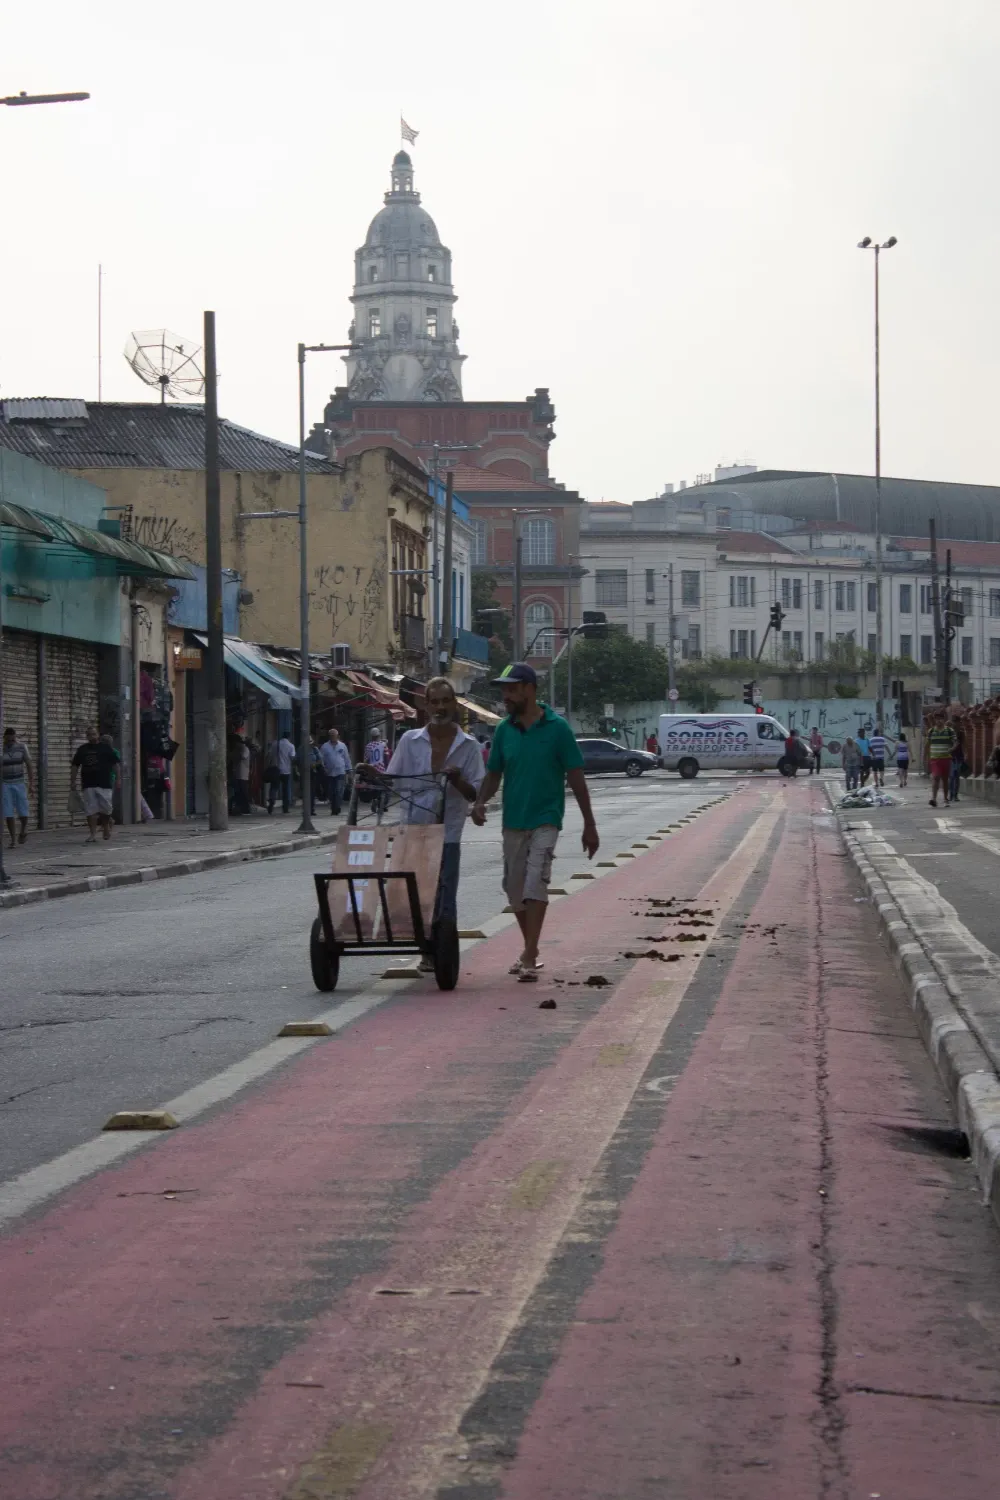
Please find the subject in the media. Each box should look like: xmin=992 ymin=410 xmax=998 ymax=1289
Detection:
xmin=3 ymin=1 xmax=998 ymax=502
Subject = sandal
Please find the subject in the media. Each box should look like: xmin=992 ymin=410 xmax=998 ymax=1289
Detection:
xmin=509 ymin=958 xmax=544 ymax=975
xmin=517 ymin=967 xmax=540 ymax=983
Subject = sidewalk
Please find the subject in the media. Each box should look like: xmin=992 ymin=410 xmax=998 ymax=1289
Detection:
xmin=832 ymin=774 xmax=1000 ymax=1226
xmin=0 ymin=805 xmax=343 ymax=910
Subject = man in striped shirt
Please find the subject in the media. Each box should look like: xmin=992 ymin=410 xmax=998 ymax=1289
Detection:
xmin=927 ymin=718 xmax=958 ymax=808
xmin=868 ymin=726 xmax=888 ymax=789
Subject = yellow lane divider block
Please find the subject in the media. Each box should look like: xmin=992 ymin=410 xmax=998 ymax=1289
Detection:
xmin=278 ymin=1021 xmax=333 ymax=1038
xmin=103 ymin=1110 xmax=179 ymax=1132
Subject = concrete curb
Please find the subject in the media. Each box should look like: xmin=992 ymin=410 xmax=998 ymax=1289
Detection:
xmin=830 ymin=792 xmax=1000 ymax=1230
xmin=0 ymin=827 xmax=341 ymax=912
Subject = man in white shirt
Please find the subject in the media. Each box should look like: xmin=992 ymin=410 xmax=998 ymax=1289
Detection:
xmin=319 ymin=727 xmax=352 ymax=815
xmin=374 ymin=678 xmax=483 ymax=937
xmin=267 ymin=733 xmax=296 ymax=815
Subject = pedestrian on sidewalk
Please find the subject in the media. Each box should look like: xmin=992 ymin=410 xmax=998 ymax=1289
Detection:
xmin=364 ymin=729 xmax=390 ymax=816
xmin=809 ymin=726 xmax=823 ymax=773
xmin=949 ymin=721 xmax=966 ymax=804
xmin=471 ymin=663 xmax=599 ymax=982
xmin=367 ymin=677 xmax=483 ymax=964
xmin=926 ymin=717 xmax=958 ymax=807
xmin=841 ymin=736 xmax=861 ymax=791
xmin=855 ymin=728 xmax=873 ymax=786
xmin=233 ymin=736 xmax=252 ymax=815
xmin=71 ymin=726 xmax=117 ymax=842
xmin=2 ymin=727 xmax=34 ymax=849
xmin=319 ymin=728 xmax=351 ymax=816
xmin=645 ymin=731 xmax=658 ymax=755
xmin=868 ymin=725 xmax=888 ymax=789
xmin=895 ymin=733 xmax=910 ymax=787
xmin=266 ymin=733 xmax=295 ymax=815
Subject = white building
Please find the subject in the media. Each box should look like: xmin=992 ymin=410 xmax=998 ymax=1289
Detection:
xmin=580 ymin=496 xmax=1000 ymax=702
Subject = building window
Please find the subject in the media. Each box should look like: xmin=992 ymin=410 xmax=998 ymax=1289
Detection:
xmin=921 ymin=635 xmax=934 ymax=665
xmin=961 ymin=587 xmax=973 ymax=618
xmin=814 ymin=631 xmax=824 ymax=659
xmin=426 ymin=308 xmax=438 ymax=338
xmin=595 ymin=569 xmax=627 ymax=608
xmin=522 ymin=516 xmax=555 ymax=566
xmin=836 ymin=630 xmax=856 ymax=644
xmin=716 ymin=507 xmax=731 ymax=529
xmin=961 ymin=636 xmax=974 ymax=666
xmin=781 ymin=578 xmax=803 ymax=609
xmin=781 ymin=630 xmax=802 ymax=659
xmin=730 ymin=629 xmax=753 ymax=659
xmin=525 ymin=601 xmax=555 ymax=656
xmin=645 ymin=568 xmax=655 ymax=604
xmin=367 ymin=265 xmax=378 ymax=283
xmin=867 ymin=633 xmax=876 ymax=654
xmin=899 ymin=634 xmax=912 ymax=660
xmin=814 ymin=579 xmax=824 ymax=610
xmin=835 ymin=581 xmax=845 ymax=611
xmin=991 ymin=590 xmax=1000 ymax=618
xmin=368 ymin=309 xmax=381 ymax=337
xmin=991 ymin=639 xmax=1000 ymax=668
xmin=681 ymin=624 xmax=701 ymax=660
xmin=729 ymin=575 xmax=755 ymax=608
xmin=899 ymin=583 xmax=912 ymax=613
xmin=645 ymin=621 xmax=656 ymax=645
xmin=681 ymin=570 xmax=700 ymax=607
xmin=793 ymin=630 xmax=803 ymax=656
xmin=846 ymin=581 xmax=857 ymax=611
xmin=469 ymin=516 xmax=488 ymax=566
xmin=428 ymin=265 xmax=437 ymax=282
xmin=395 ymin=253 xmax=409 ymax=277
xmin=920 ymin=584 xmax=932 ymax=614
xmin=867 ymin=582 xmax=878 ymax=612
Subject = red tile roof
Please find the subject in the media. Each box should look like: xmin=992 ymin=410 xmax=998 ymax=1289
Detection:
xmin=715 ymin=531 xmax=800 ymax=556
xmin=891 ymin=536 xmax=1000 ymax=567
xmin=447 ymin=464 xmax=570 ymax=495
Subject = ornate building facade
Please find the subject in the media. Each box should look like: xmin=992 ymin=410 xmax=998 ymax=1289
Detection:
xmin=343 ymin=151 xmax=464 ymax=403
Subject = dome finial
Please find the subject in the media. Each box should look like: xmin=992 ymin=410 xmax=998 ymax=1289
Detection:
xmin=389 ymin=150 xmax=415 ymax=197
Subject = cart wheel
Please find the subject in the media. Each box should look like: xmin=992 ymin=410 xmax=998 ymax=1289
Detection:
xmin=310 ymin=916 xmax=339 ymax=992
xmin=433 ymin=919 xmax=460 ymax=991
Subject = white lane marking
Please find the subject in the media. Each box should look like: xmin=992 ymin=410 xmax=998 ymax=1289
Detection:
xmin=906 ymin=852 xmax=960 ymax=857
xmin=954 ymin=827 xmax=1000 ymax=860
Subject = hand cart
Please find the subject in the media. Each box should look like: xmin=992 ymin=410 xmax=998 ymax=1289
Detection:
xmin=309 ymin=770 xmax=461 ymax=993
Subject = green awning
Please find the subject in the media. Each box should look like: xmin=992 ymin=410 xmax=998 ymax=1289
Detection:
xmin=0 ymin=501 xmax=195 ymax=580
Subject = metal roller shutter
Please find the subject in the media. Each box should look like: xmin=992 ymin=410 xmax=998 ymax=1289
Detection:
xmin=1 ymin=630 xmax=40 ymax=826
xmin=43 ymin=639 xmax=101 ymax=828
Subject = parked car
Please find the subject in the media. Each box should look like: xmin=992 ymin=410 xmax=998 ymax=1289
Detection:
xmin=576 ymin=738 xmax=659 ymax=777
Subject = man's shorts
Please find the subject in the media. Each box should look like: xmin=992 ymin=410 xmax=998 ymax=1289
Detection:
xmin=2 ymin=781 xmax=29 ymax=819
xmin=82 ymin=786 xmax=114 ymax=818
xmin=871 ymin=757 xmax=885 ymax=775
xmin=930 ymin=758 xmax=952 ymax=781
xmin=502 ymin=825 xmax=559 ymax=911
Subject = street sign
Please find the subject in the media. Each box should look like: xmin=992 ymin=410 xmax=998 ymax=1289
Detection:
xmin=173 ymin=646 xmax=203 ymax=670
xmin=668 ymin=688 xmax=679 ymax=702
xmin=603 ymin=702 xmax=614 ymax=717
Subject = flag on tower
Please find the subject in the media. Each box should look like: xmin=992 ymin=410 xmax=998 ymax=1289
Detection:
xmin=400 ymin=117 xmax=419 ymax=145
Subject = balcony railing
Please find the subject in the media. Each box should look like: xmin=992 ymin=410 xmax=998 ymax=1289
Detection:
xmin=452 ymin=627 xmax=490 ymax=665
xmin=400 ymin=613 xmax=425 ymax=654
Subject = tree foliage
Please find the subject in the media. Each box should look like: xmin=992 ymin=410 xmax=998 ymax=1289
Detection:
xmin=470 ymin=572 xmax=513 ymax=678
xmin=553 ymin=631 xmax=670 ymax=717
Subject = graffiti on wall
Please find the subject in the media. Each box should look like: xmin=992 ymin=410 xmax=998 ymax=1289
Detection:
xmin=133 ymin=513 xmax=200 ymax=560
xmin=311 ymin=549 xmax=386 ymax=648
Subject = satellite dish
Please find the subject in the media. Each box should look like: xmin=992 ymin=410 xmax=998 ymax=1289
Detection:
xmin=124 ymin=329 xmax=206 ymax=403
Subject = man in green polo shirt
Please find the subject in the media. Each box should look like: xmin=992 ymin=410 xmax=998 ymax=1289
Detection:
xmin=471 ymin=663 xmax=599 ymax=981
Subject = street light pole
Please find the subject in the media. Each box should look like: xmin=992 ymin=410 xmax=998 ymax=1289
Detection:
xmin=667 ymin=563 xmax=677 ymax=696
xmin=858 ymin=235 xmax=898 ymax=730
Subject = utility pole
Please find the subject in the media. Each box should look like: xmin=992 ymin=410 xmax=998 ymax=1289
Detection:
xmin=929 ymin=519 xmax=944 ymax=700
xmin=296 ymin=342 xmax=314 ymax=833
xmin=439 ymin=471 xmax=455 ymax=673
xmin=203 ymin=311 xmax=228 ymax=831
xmin=944 ymin=547 xmax=954 ymax=704
xmin=429 ymin=443 xmax=440 ymax=675
xmin=667 ymin=563 xmax=677 ymax=695
xmin=858 ymin=235 xmax=897 ymax=731
xmin=513 ymin=522 xmax=523 ymax=660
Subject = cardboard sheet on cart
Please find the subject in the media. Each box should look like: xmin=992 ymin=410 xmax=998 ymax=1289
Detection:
xmin=386 ymin=824 xmax=445 ymax=940
xmin=330 ymin=827 xmax=391 ymax=940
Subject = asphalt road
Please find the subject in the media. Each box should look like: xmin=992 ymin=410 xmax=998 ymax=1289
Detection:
xmin=0 ymin=773 xmax=732 ymax=1184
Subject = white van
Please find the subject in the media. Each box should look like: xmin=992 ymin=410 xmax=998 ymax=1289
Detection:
xmin=657 ymin=712 xmax=809 ymax=779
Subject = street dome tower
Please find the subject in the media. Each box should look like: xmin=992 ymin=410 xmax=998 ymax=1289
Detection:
xmin=343 ymin=151 xmax=465 ymax=402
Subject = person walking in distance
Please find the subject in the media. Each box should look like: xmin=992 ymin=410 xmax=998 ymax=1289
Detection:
xmin=364 ymin=728 xmax=390 ymax=815
xmin=319 ymin=727 xmax=351 ymax=816
xmin=841 ymin=736 xmax=861 ymax=792
xmin=895 ymin=732 xmax=910 ymax=788
xmin=267 ymin=731 xmax=296 ymax=815
xmin=233 ymin=734 xmax=252 ymax=815
xmin=948 ymin=719 xmax=965 ymax=804
xmin=855 ymin=728 xmax=872 ymax=786
xmin=366 ymin=677 xmax=484 ymax=967
xmin=2 ymin=727 xmax=35 ymax=849
xmin=926 ymin=716 xmax=958 ymax=808
xmin=471 ymin=663 xmax=599 ymax=981
xmin=868 ymin=725 xmax=888 ymax=790
xmin=809 ymin=726 xmax=823 ymax=774
xmin=71 ymin=726 xmax=117 ymax=842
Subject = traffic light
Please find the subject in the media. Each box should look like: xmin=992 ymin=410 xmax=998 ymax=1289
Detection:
xmin=581 ymin=610 xmax=608 ymax=639
xmin=769 ymin=602 xmax=785 ymax=630
xmin=743 ymin=681 xmax=756 ymax=705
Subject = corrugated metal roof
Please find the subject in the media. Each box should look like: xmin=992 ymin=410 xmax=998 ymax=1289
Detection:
xmin=1 ymin=398 xmax=88 ymax=422
xmin=0 ymin=401 xmax=339 ymax=474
